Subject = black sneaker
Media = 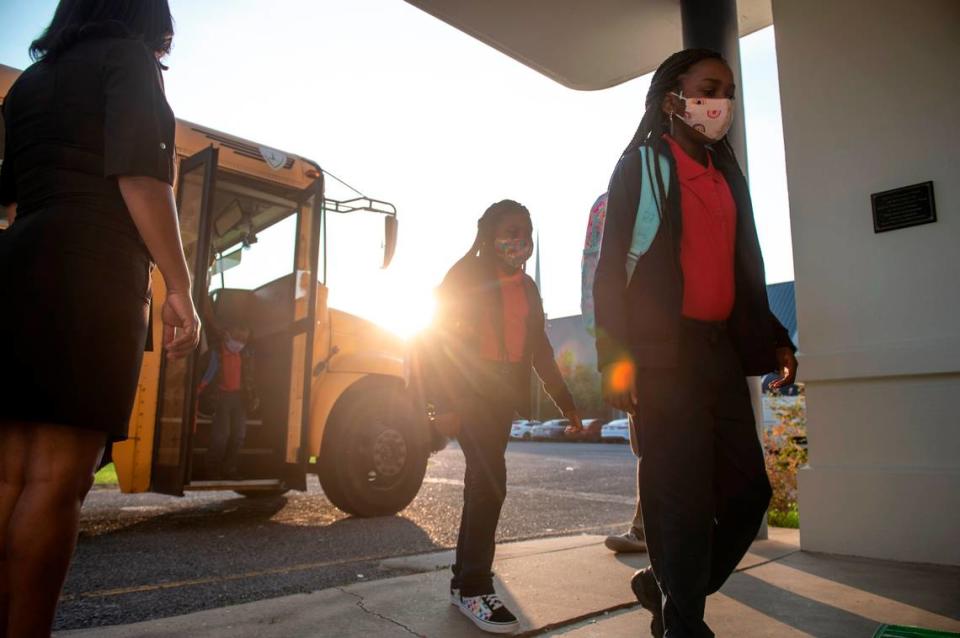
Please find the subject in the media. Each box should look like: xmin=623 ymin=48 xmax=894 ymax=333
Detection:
xmin=458 ymin=592 xmax=519 ymax=634
xmin=631 ymin=567 xmax=664 ymax=638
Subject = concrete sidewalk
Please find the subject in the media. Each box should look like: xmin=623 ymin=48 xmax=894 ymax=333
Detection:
xmin=58 ymin=528 xmax=960 ymax=637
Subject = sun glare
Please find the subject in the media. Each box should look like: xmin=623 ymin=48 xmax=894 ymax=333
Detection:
xmin=327 ymin=265 xmax=437 ymax=341
xmin=371 ymin=290 xmax=436 ymax=340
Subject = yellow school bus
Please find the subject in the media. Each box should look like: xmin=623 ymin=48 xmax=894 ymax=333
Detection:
xmin=0 ymin=64 xmax=429 ymax=517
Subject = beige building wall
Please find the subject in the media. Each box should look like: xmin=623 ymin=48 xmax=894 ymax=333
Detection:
xmin=772 ymin=0 xmax=960 ymax=565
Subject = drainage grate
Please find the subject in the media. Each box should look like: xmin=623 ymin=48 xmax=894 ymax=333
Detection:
xmin=874 ymin=626 xmax=960 ymax=638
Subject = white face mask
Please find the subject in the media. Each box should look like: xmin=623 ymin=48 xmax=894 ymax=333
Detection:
xmin=672 ymin=92 xmax=735 ymax=141
xmin=225 ymin=337 xmax=245 ymax=353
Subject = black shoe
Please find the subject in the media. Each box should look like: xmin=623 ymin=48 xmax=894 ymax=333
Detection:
xmin=458 ymin=592 xmax=519 ymax=634
xmin=631 ymin=567 xmax=664 ymax=638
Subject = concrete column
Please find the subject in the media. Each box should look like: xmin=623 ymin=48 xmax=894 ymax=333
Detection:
xmin=680 ymin=0 xmax=768 ymax=540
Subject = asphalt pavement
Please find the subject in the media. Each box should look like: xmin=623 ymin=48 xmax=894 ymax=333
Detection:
xmin=58 ymin=440 xmax=639 ymax=631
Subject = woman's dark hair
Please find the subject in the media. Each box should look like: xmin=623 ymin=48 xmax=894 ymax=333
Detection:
xmin=622 ymin=48 xmax=739 ymax=166
xmin=30 ymin=0 xmax=174 ymax=63
xmin=460 ymin=199 xmax=533 ymax=267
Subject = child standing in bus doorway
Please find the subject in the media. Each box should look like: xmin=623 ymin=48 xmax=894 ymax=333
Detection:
xmin=593 ymin=49 xmax=798 ymax=638
xmin=200 ymin=325 xmax=258 ymax=480
xmin=427 ymin=200 xmax=582 ymax=634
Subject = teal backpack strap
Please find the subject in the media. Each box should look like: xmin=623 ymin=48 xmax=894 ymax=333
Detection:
xmin=625 ymin=146 xmax=670 ymax=282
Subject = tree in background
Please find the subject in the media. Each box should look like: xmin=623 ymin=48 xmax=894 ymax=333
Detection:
xmin=537 ymin=350 xmax=607 ymax=420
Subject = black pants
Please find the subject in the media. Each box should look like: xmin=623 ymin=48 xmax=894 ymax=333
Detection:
xmin=637 ymin=320 xmax=772 ymax=638
xmin=451 ymin=391 xmax=515 ymax=597
xmin=207 ymin=391 xmax=247 ymax=475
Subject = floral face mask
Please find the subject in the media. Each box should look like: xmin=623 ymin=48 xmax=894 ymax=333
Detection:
xmin=493 ymin=237 xmax=533 ymax=269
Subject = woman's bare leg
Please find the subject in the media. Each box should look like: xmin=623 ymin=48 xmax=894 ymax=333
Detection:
xmin=0 ymin=423 xmax=30 ymax=638
xmin=5 ymin=423 xmax=105 ymax=638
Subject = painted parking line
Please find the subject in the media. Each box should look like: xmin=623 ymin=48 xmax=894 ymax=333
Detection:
xmin=62 ymin=518 xmax=635 ymax=602
xmin=422 ymin=477 xmax=636 ymax=506
xmin=66 ymin=478 xmax=636 ymax=602
xmin=60 ymin=553 xmax=389 ymax=601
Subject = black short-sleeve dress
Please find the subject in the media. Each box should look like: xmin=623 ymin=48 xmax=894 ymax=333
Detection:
xmin=0 ymin=36 xmax=176 ymax=440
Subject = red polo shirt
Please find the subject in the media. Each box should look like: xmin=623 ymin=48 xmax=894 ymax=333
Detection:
xmin=219 ymin=348 xmax=243 ymax=392
xmin=480 ymin=270 xmax=530 ymax=362
xmin=664 ymin=134 xmax=737 ymax=321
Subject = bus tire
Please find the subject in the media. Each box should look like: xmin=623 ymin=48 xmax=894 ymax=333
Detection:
xmin=318 ymin=377 xmax=429 ymax=518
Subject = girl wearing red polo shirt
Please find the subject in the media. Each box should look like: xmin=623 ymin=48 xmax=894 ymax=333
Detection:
xmin=430 ymin=200 xmax=581 ymax=634
xmin=593 ymin=50 xmax=798 ymax=638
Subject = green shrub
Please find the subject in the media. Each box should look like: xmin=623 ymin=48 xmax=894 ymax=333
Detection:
xmin=768 ymin=504 xmax=800 ymax=529
xmin=763 ymin=386 xmax=806 ymax=526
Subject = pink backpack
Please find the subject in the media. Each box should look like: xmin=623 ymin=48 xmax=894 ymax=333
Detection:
xmin=580 ymin=193 xmax=608 ymax=335
xmin=580 ymin=149 xmax=672 ymax=335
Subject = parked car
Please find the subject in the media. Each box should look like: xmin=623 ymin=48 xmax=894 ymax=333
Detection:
xmin=531 ymin=418 xmax=570 ymax=441
xmin=510 ymin=419 xmax=540 ymax=440
xmin=601 ymin=418 xmax=631 ymax=443
xmin=565 ymin=418 xmax=607 ymax=443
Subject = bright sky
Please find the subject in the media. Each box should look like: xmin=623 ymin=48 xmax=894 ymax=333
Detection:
xmin=1 ymin=1 xmax=794 ymax=338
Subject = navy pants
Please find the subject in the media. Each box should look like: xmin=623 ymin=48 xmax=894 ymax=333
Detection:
xmin=207 ymin=391 xmax=247 ymax=476
xmin=637 ymin=320 xmax=772 ymax=638
xmin=451 ymin=392 xmax=515 ymax=597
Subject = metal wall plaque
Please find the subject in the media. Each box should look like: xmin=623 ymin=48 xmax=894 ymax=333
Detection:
xmin=871 ymin=181 xmax=936 ymax=233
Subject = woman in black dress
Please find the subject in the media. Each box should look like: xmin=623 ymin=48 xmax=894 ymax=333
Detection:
xmin=0 ymin=1 xmax=199 ymax=634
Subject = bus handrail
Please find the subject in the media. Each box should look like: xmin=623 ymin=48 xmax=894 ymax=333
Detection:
xmin=324 ymin=197 xmax=397 ymax=217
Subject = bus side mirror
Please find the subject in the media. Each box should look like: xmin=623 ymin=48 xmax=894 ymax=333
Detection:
xmin=383 ymin=216 xmax=398 ymax=269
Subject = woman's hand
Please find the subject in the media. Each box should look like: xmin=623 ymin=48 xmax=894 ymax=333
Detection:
xmin=769 ymin=347 xmax=799 ymax=389
xmin=564 ymin=409 xmax=583 ymax=435
xmin=602 ymin=360 xmax=638 ymax=413
xmin=3 ymin=203 xmax=16 ymax=226
xmin=161 ymin=290 xmax=200 ymax=359
xmin=433 ymin=412 xmax=461 ymax=438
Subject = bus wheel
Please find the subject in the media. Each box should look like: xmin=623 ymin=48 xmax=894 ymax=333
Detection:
xmin=318 ymin=378 xmax=429 ymax=518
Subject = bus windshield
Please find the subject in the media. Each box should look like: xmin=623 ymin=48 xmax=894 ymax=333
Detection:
xmin=206 ymin=172 xmax=303 ymax=294
xmin=209 ymin=215 xmax=297 ymax=293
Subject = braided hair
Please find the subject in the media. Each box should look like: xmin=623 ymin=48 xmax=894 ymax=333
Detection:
xmin=622 ymin=48 xmax=741 ymax=168
xmin=459 ymin=199 xmax=533 ymax=267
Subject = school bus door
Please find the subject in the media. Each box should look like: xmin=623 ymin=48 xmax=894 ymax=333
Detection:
xmin=276 ymin=175 xmax=324 ymax=490
xmin=150 ymin=147 xmax=219 ymax=495
xmin=150 ymin=147 xmax=323 ymax=495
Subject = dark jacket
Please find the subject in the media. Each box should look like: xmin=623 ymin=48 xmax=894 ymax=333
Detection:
xmin=416 ymin=255 xmax=575 ymax=418
xmin=594 ymin=139 xmax=795 ymax=375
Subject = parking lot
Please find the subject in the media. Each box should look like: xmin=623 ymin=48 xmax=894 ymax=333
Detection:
xmin=60 ymin=440 xmax=638 ymax=631
xmin=511 ymin=416 xmax=631 ymax=444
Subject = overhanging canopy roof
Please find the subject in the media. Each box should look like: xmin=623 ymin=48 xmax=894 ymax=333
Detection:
xmin=404 ymin=0 xmax=772 ymax=90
